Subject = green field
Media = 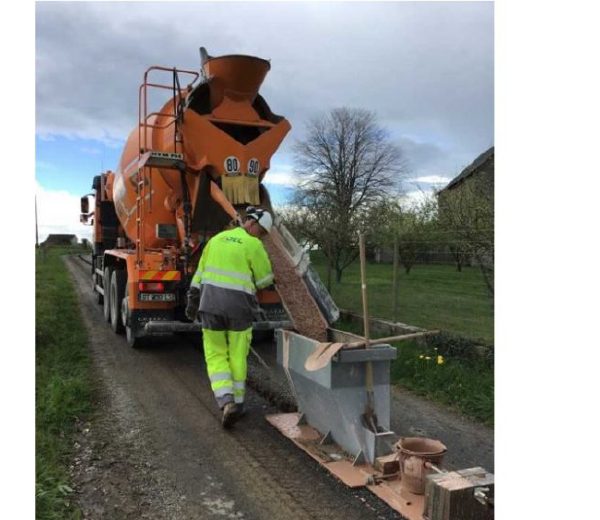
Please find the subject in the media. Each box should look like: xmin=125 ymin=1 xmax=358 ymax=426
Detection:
xmin=311 ymin=254 xmax=494 ymax=344
xmin=36 ymin=247 xmax=93 ymax=519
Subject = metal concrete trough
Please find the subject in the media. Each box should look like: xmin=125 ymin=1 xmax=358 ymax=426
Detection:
xmin=275 ymin=328 xmax=398 ymax=464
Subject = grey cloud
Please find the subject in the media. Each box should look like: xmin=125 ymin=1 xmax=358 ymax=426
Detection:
xmin=396 ymin=137 xmax=479 ymax=181
xmin=36 ymin=1 xmax=493 ymax=180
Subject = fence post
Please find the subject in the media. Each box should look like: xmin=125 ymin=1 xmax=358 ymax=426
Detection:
xmin=393 ymin=235 xmax=399 ymax=322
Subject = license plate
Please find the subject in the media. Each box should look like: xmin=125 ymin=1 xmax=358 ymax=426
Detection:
xmin=139 ymin=293 xmax=176 ymax=302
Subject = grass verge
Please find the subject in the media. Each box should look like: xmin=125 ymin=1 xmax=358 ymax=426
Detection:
xmin=36 ymin=247 xmax=93 ymax=519
xmin=389 ymin=340 xmax=493 ymax=426
xmin=334 ymin=319 xmax=494 ymax=426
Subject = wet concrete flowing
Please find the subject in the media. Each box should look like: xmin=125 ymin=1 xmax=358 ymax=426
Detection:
xmin=263 ymin=229 xmax=329 ymax=342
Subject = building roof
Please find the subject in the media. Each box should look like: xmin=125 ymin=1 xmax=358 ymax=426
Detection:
xmin=42 ymin=234 xmax=78 ymax=244
xmin=440 ymin=146 xmax=494 ymax=193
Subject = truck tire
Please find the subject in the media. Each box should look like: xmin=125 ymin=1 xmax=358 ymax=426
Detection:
xmin=126 ymin=322 xmax=145 ymax=348
xmin=103 ymin=267 xmax=112 ymax=322
xmin=110 ymin=269 xmax=126 ymax=334
xmin=92 ymin=268 xmax=103 ymax=305
xmin=122 ymin=284 xmax=144 ymax=348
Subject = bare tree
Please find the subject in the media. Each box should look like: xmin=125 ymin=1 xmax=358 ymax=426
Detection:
xmin=292 ymin=108 xmax=404 ymax=282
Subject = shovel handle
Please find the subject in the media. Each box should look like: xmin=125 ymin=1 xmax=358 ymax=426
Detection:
xmin=358 ymin=233 xmax=370 ymax=346
xmin=358 ymin=233 xmax=376 ymax=417
xmin=210 ymin=180 xmax=241 ymax=224
xmin=345 ymin=330 xmax=440 ymax=349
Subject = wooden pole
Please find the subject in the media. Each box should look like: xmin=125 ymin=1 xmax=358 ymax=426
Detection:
xmin=359 ymin=234 xmax=370 ymax=344
xmin=35 ymin=195 xmax=39 ymax=247
xmin=392 ymin=235 xmax=399 ymax=321
xmin=359 ymin=233 xmax=378 ymax=431
xmin=326 ymin=257 xmax=332 ymax=292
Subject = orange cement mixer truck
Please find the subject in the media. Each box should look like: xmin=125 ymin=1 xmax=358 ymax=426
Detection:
xmin=79 ymin=48 xmax=327 ymax=347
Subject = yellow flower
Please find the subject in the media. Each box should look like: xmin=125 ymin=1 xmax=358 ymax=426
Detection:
xmin=425 ymin=356 xmax=431 ymax=360
xmin=437 ymin=355 xmax=445 ymax=365
xmin=419 ymin=355 xmax=425 ymax=359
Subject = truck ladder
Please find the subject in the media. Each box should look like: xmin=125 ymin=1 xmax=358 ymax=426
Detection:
xmin=135 ymin=66 xmax=200 ymax=267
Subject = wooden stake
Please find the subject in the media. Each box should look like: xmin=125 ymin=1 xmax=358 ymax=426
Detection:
xmin=35 ymin=195 xmax=39 ymax=247
xmin=359 ymin=233 xmax=371 ymax=345
xmin=359 ymin=233 xmax=378 ymax=432
xmin=392 ymin=235 xmax=399 ymax=321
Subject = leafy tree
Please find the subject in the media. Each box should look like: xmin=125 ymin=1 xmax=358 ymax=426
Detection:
xmin=370 ymin=195 xmax=439 ymax=274
xmin=278 ymin=204 xmax=338 ymax=290
xmin=438 ymin=176 xmax=494 ymax=295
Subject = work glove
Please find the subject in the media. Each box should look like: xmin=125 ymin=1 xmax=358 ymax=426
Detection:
xmin=185 ymin=286 xmax=200 ymax=321
xmin=227 ymin=213 xmax=243 ymax=229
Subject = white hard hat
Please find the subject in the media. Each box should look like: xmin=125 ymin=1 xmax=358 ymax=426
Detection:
xmin=246 ymin=207 xmax=273 ymax=233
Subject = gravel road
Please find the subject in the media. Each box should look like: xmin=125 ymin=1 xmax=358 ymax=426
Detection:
xmin=64 ymin=256 xmax=404 ymax=520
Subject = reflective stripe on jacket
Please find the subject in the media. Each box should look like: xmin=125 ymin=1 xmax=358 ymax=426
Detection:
xmin=191 ymin=227 xmax=273 ymax=294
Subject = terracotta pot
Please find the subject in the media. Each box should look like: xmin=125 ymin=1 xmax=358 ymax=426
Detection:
xmin=396 ymin=437 xmax=447 ymax=495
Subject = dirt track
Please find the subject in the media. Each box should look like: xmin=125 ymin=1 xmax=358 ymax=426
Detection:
xmin=65 ymin=256 xmax=402 ymax=520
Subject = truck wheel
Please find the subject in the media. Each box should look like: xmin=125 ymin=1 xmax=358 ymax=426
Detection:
xmin=121 ymin=283 xmax=129 ymax=330
xmin=122 ymin=284 xmax=144 ymax=348
xmin=126 ymin=322 xmax=144 ymax=348
xmin=92 ymin=270 xmax=103 ymax=305
xmin=110 ymin=269 xmax=126 ymax=334
xmin=103 ymin=267 xmax=112 ymax=322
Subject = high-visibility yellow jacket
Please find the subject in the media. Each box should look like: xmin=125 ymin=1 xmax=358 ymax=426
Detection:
xmin=191 ymin=227 xmax=274 ymax=295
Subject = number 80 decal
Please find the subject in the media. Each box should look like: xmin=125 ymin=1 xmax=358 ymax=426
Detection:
xmin=224 ymin=156 xmax=240 ymax=175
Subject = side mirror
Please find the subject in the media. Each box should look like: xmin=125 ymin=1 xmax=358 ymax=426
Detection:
xmin=80 ymin=193 xmax=95 ymax=225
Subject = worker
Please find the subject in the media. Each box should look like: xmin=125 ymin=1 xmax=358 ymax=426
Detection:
xmin=186 ymin=207 xmax=274 ymax=428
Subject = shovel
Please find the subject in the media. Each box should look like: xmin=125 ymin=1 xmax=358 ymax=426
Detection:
xmin=304 ymin=330 xmax=440 ymax=372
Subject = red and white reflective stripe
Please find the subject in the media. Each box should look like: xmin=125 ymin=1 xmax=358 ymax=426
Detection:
xmin=139 ymin=270 xmax=181 ymax=281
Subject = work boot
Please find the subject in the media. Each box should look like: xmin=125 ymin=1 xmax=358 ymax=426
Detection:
xmin=222 ymin=402 xmax=239 ymax=429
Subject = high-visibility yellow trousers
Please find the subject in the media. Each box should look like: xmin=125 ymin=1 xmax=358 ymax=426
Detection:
xmin=202 ymin=327 xmax=252 ymax=408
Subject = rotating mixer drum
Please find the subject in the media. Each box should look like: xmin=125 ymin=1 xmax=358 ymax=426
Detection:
xmin=110 ymin=49 xmax=291 ymax=248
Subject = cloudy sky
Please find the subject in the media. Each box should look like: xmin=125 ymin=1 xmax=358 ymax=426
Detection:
xmin=35 ymin=1 xmax=494 ymax=242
